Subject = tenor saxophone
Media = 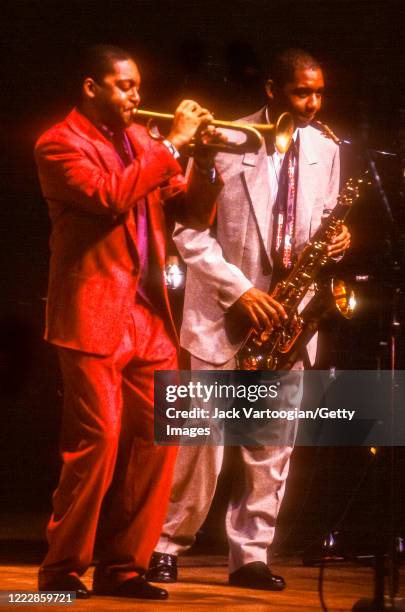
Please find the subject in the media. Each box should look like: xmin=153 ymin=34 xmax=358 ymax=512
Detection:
xmin=236 ymin=175 xmax=363 ymax=371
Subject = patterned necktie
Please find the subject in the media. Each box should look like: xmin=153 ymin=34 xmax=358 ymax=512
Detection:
xmin=274 ymin=136 xmax=299 ymax=270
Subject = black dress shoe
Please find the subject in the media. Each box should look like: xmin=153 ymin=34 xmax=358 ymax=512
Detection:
xmin=39 ymin=574 xmax=90 ymax=599
xmin=146 ymin=552 xmax=178 ymax=583
xmin=229 ymin=561 xmax=286 ymax=591
xmin=93 ymin=575 xmax=168 ymax=600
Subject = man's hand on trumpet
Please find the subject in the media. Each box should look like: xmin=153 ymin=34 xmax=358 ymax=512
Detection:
xmin=193 ymin=123 xmax=228 ymax=170
xmin=167 ymin=100 xmax=228 ymax=168
xmin=167 ymin=100 xmax=213 ymax=150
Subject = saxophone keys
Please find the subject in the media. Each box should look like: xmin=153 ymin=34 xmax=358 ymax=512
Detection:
xmin=242 ymin=355 xmax=262 ymax=370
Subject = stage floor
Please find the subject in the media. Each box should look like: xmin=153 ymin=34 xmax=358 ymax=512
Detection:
xmin=1 ymin=555 xmax=404 ymax=611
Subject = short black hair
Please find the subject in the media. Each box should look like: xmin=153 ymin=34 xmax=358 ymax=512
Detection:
xmin=270 ymin=48 xmax=321 ymax=87
xmin=76 ymin=44 xmax=134 ymax=89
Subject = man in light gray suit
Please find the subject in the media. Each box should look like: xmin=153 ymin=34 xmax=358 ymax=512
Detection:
xmin=148 ymin=49 xmax=351 ymax=590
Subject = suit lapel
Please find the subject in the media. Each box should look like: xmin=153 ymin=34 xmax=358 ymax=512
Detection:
xmin=126 ymin=124 xmax=147 ymax=158
xmin=66 ymin=108 xmax=126 ymax=174
xmin=127 ymin=125 xmax=167 ymax=267
xmin=237 ymin=107 xmax=273 ymax=251
xmin=241 ymin=146 xmax=272 ymax=252
xmin=295 ymin=126 xmax=319 ymax=251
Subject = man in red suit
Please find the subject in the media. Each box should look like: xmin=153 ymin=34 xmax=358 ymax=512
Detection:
xmin=35 ymin=44 xmax=221 ymax=600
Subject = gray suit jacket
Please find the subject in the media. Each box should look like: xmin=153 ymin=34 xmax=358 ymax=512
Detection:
xmin=174 ymin=107 xmax=340 ymax=366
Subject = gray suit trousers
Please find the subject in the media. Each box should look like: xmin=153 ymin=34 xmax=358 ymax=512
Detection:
xmin=156 ymin=355 xmax=303 ymax=572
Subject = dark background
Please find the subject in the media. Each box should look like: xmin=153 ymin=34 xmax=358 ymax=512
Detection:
xmin=1 ymin=0 xmax=404 ymax=558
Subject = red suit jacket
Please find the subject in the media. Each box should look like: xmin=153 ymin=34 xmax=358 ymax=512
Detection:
xmin=35 ymin=108 xmax=220 ymax=355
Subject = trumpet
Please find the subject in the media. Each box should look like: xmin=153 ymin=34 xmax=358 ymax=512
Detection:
xmin=133 ymin=109 xmax=294 ymax=155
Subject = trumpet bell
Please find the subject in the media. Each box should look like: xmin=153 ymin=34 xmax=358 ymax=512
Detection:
xmin=250 ymin=112 xmax=295 ymax=154
xmin=275 ymin=112 xmax=295 ymax=154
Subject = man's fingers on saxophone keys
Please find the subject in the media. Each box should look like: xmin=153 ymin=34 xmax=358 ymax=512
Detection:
xmin=264 ymin=295 xmax=288 ymax=321
xmin=252 ymin=304 xmax=273 ymax=330
xmin=247 ymin=307 xmax=262 ymax=330
xmin=245 ymin=301 xmax=273 ymax=331
xmin=258 ymin=302 xmax=281 ymax=329
xmin=327 ymin=224 xmax=351 ymax=256
xmin=235 ymin=288 xmax=286 ymax=330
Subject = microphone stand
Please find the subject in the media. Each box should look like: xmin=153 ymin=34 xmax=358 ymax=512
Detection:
xmin=348 ymin=131 xmax=405 ymax=611
xmin=309 ymin=119 xmax=405 ymax=610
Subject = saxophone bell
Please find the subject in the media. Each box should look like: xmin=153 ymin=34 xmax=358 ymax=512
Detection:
xmin=331 ymin=278 xmax=356 ymax=319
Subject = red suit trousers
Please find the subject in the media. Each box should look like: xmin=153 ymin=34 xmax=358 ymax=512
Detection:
xmin=39 ymin=300 xmax=178 ymax=582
